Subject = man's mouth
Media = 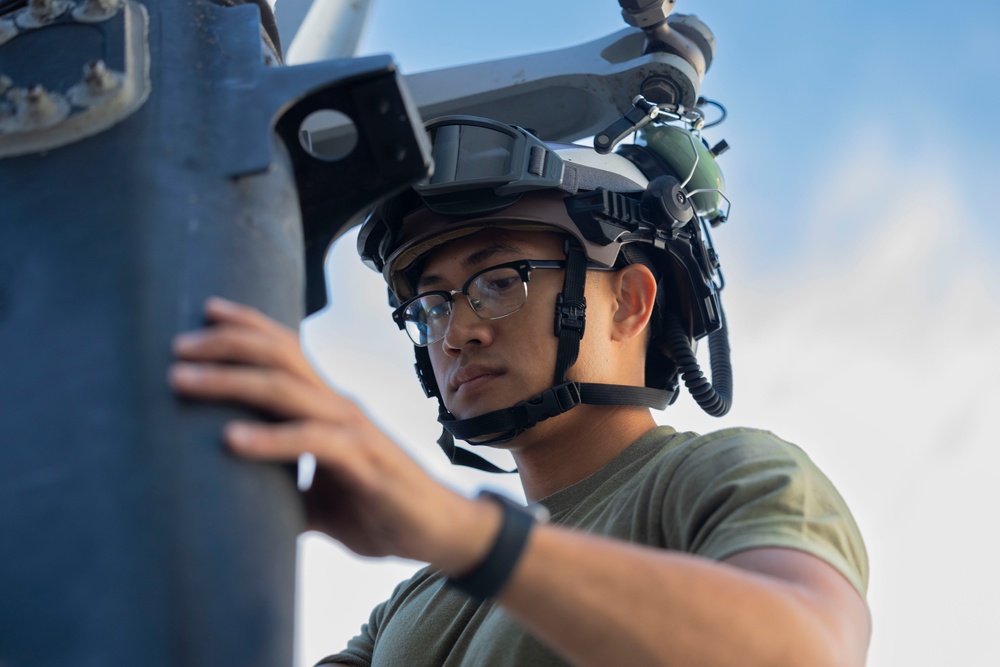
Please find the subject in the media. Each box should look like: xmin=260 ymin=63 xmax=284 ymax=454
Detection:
xmin=450 ymin=366 xmax=504 ymax=394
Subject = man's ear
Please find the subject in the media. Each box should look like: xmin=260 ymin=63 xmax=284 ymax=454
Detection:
xmin=611 ymin=263 xmax=657 ymax=343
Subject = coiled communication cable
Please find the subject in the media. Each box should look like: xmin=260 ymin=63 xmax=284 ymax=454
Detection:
xmin=663 ymin=310 xmax=732 ymax=416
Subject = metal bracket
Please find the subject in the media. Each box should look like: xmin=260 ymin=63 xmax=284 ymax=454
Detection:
xmin=0 ymin=0 xmax=149 ymax=158
xmin=594 ymin=94 xmax=660 ymax=154
xmin=304 ymin=25 xmax=705 ymax=152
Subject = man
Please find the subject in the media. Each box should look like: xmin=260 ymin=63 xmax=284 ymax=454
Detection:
xmin=170 ymin=115 xmax=870 ymax=666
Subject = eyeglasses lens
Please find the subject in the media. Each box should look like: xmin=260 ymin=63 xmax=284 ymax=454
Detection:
xmin=404 ymin=297 xmax=450 ymax=346
xmin=403 ymin=266 xmax=528 ymax=346
xmin=469 ymin=267 xmax=526 ymax=318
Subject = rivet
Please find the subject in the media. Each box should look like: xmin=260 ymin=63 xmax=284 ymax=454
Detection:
xmin=13 ymin=85 xmax=71 ymax=130
xmin=68 ymin=60 xmax=123 ymax=107
xmin=72 ymin=0 xmax=125 ymax=23
xmin=15 ymin=0 xmax=72 ymax=29
xmin=85 ymin=60 xmax=116 ymax=93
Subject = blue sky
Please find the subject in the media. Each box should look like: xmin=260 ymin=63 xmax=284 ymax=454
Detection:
xmin=351 ymin=0 xmax=1000 ymax=264
xmin=278 ymin=2 xmax=1000 ymax=665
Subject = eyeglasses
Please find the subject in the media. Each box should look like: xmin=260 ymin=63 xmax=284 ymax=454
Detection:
xmin=392 ymin=259 xmax=569 ymax=346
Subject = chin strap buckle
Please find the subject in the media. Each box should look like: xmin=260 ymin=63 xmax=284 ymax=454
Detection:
xmin=554 ymin=293 xmax=586 ymax=337
xmin=521 ymin=381 xmax=582 ymax=427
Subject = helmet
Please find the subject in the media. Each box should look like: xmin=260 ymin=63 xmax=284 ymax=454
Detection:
xmin=358 ymin=112 xmax=733 ymax=472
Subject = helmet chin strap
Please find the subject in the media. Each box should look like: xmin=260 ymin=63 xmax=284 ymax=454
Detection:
xmin=414 ymin=243 xmax=671 ymax=474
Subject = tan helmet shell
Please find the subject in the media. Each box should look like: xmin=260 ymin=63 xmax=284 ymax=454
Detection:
xmin=384 ymin=190 xmax=627 ymax=301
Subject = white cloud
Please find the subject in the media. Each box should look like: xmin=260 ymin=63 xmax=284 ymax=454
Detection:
xmin=680 ymin=126 xmax=1000 ymax=667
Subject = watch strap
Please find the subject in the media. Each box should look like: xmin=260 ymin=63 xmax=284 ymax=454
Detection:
xmin=446 ymin=491 xmax=539 ymax=601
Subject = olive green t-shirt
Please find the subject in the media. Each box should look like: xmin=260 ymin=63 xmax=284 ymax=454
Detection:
xmin=320 ymin=427 xmax=868 ymax=667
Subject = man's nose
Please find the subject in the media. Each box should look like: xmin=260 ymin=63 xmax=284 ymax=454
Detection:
xmin=441 ymin=297 xmax=493 ymax=354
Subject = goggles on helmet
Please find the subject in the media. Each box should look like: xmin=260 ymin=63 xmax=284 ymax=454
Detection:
xmin=414 ymin=116 xmax=567 ymax=216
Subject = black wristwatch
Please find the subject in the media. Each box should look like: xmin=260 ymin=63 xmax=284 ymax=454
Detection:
xmin=446 ymin=490 xmax=549 ymax=601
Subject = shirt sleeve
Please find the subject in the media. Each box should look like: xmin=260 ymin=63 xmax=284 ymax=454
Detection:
xmin=666 ymin=428 xmax=869 ymax=597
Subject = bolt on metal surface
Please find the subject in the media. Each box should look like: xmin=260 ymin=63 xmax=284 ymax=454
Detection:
xmin=73 ymin=0 xmax=125 ymax=23
xmin=1 ymin=85 xmax=71 ymax=132
xmin=68 ymin=59 xmax=123 ymax=107
xmin=16 ymin=0 xmax=73 ymax=29
xmin=26 ymin=85 xmax=60 ymax=119
xmin=85 ymin=60 xmax=117 ymax=93
xmin=640 ymin=76 xmax=679 ymax=106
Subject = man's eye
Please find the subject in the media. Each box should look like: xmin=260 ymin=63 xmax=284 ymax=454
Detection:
xmin=481 ymin=275 xmax=518 ymax=293
xmin=425 ymin=303 xmax=450 ymax=321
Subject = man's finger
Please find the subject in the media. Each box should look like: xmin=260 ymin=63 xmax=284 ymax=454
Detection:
xmin=203 ymin=297 xmax=289 ymax=336
xmin=172 ymin=325 xmax=298 ymax=372
xmin=225 ymin=420 xmax=359 ymax=474
xmin=169 ymin=362 xmax=338 ymax=420
xmin=224 ymin=421 xmax=305 ymax=461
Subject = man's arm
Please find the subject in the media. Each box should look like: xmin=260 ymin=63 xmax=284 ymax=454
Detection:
xmin=170 ymin=298 xmax=869 ymax=667
xmin=493 ymin=528 xmax=870 ymax=667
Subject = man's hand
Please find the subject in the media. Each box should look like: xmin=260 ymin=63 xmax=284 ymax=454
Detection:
xmin=168 ymin=298 xmax=869 ymax=667
xmin=168 ymin=297 xmax=501 ymax=572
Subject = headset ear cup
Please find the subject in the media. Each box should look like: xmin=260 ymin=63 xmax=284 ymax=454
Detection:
xmin=643 ymin=175 xmax=694 ymax=227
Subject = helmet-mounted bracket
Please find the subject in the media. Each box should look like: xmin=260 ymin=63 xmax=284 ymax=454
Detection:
xmin=563 ymin=184 xmax=691 ymax=251
xmin=643 ymin=175 xmax=695 ymax=227
xmin=594 ymin=95 xmax=661 ymax=154
xmin=563 ymin=188 xmax=648 ymax=246
xmin=594 ymin=93 xmax=712 ymax=155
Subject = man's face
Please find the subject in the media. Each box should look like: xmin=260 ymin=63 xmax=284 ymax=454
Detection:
xmin=416 ymin=228 xmax=570 ymax=421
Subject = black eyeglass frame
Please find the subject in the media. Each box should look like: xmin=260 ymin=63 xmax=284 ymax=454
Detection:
xmin=392 ymin=259 xmax=611 ymax=347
